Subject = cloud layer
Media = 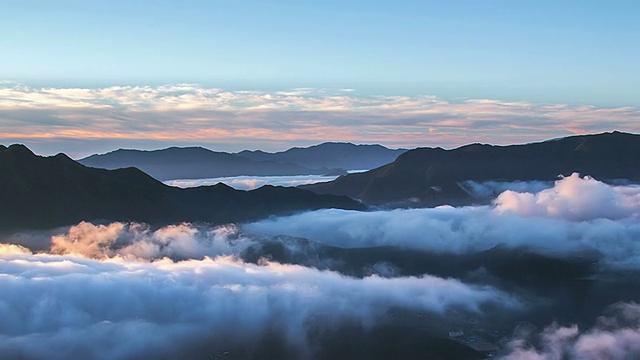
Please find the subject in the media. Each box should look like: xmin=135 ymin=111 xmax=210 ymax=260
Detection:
xmin=500 ymin=302 xmax=640 ymax=360
xmin=247 ymin=175 xmax=640 ymax=269
xmin=2 ymin=174 xmax=640 ymax=358
xmin=164 ymin=174 xmax=339 ymax=190
xmin=1 ymin=82 xmax=638 ymax=157
xmin=0 ymin=243 xmax=513 ymax=359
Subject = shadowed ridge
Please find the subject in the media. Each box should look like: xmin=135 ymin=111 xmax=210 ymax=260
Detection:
xmin=5 ymin=143 xmax=36 ymax=157
xmin=0 ymin=146 xmax=365 ymax=231
xmin=302 ymin=131 xmax=640 ymax=206
xmin=236 ymin=142 xmax=408 ymax=170
xmin=78 ymin=146 xmax=340 ymax=180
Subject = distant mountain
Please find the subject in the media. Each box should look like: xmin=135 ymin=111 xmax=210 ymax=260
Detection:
xmin=236 ymin=142 xmax=407 ymax=170
xmin=78 ymin=147 xmax=342 ymax=181
xmin=0 ymin=145 xmax=364 ymax=231
xmin=301 ymin=131 xmax=640 ymax=206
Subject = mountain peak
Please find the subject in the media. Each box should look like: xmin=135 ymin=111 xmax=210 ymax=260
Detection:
xmin=3 ymin=144 xmax=36 ymax=157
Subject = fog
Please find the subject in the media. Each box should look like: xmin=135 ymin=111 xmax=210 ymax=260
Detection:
xmin=164 ymin=174 xmax=339 ymax=190
xmin=501 ymin=302 xmax=640 ymax=359
xmin=0 ymin=244 xmax=515 ymax=359
xmin=247 ymin=174 xmax=640 ymax=269
xmin=2 ymin=173 xmax=640 ymax=358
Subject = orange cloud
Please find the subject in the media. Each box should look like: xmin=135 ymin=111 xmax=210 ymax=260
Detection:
xmin=1 ymin=82 xmax=638 ymax=156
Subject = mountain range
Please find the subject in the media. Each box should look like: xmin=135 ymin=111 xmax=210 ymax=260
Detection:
xmin=78 ymin=142 xmax=406 ymax=181
xmin=236 ymin=142 xmax=407 ymax=170
xmin=5 ymin=131 xmax=640 ymax=230
xmin=302 ymin=131 xmax=640 ymax=206
xmin=0 ymin=144 xmax=364 ymax=231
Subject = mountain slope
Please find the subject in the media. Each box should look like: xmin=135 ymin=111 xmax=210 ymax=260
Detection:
xmin=78 ymin=147 xmax=340 ymax=181
xmin=236 ymin=142 xmax=407 ymax=170
xmin=0 ymin=145 xmax=365 ymax=230
xmin=301 ymin=131 xmax=640 ymax=206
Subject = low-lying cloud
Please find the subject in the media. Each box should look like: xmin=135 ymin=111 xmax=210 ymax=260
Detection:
xmin=495 ymin=173 xmax=640 ymax=221
xmin=164 ymin=174 xmax=339 ymax=190
xmin=459 ymin=179 xmax=553 ymax=200
xmin=2 ymin=173 xmax=640 ymax=358
xmin=500 ymin=302 xmax=640 ymax=359
xmin=0 ymin=244 xmax=515 ymax=359
xmin=247 ymin=174 xmax=640 ymax=269
xmin=50 ymin=222 xmax=253 ymax=260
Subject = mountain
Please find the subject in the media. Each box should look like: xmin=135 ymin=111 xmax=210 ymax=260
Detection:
xmin=0 ymin=144 xmax=365 ymax=231
xmin=301 ymin=131 xmax=640 ymax=206
xmin=236 ymin=142 xmax=407 ymax=170
xmin=78 ymin=147 xmax=342 ymax=181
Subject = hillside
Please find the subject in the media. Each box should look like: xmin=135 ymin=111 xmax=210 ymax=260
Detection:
xmin=236 ymin=142 xmax=407 ymax=170
xmin=0 ymin=145 xmax=365 ymax=230
xmin=301 ymin=131 xmax=640 ymax=206
xmin=78 ymin=147 xmax=341 ymax=181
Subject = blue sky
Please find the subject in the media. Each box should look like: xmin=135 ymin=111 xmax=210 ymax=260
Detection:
xmin=1 ymin=1 xmax=639 ymax=155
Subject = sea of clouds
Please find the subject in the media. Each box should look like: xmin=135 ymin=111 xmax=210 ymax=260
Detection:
xmin=2 ymin=174 xmax=640 ymax=358
xmin=164 ymin=174 xmax=340 ymax=190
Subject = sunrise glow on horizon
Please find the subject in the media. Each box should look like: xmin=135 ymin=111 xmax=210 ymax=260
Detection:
xmin=2 ymin=1 xmax=639 ymax=156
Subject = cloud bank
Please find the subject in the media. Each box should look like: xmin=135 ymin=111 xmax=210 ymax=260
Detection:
xmin=164 ymin=174 xmax=339 ymax=190
xmin=247 ymin=175 xmax=640 ymax=269
xmin=500 ymin=302 xmax=640 ymax=360
xmin=2 ymin=174 xmax=640 ymax=358
xmin=1 ymin=82 xmax=638 ymax=157
xmin=495 ymin=173 xmax=640 ymax=221
xmin=0 ymin=243 xmax=514 ymax=359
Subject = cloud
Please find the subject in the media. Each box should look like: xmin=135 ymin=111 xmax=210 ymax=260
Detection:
xmin=495 ymin=173 xmax=640 ymax=221
xmin=246 ymin=175 xmax=640 ymax=269
xmin=1 ymin=82 xmax=638 ymax=157
xmin=459 ymin=179 xmax=553 ymax=199
xmin=500 ymin=302 xmax=640 ymax=360
xmin=164 ymin=174 xmax=340 ymax=190
xmin=2 ymin=174 xmax=640 ymax=357
xmin=50 ymin=222 xmax=255 ymax=260
xmin=0 ymin=244 xmax=515 ymax=359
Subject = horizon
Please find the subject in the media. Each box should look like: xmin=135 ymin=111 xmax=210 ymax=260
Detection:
xmin=1 ymin=129 xmax=634 ymax=159
xmin=2 ymin=1 xmax=639 ymax=157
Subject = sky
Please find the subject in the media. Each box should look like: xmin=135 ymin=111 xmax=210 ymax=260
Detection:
xmin=1 ymin=0 xmax=639 ymax=157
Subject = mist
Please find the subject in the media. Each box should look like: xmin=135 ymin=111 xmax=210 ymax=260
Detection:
xmin=247 ymin=174 xmax=640 ymax=270
xmin=500 ymin=302 xmax=640 ymax=359
xmin=0 ymin=244 xmax=516 ymax=359
xmin=2 ymin=173 xmax=640 ymax=358
xmin=164 ymin=174 xmax=339 ymax=190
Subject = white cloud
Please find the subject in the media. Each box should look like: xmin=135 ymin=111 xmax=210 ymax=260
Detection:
xmin=459 ymin=179 xmax=554 ymax=199
xmin=0 ymin=244 xmax=515 ymax=359
xmin=164 ymin=174 xmax=339 ymax=190
xmin=246 ymin=175 xmax=640 ymax=269
xmin=1 ymin=82 xmax=638 ymax=157
xmin=495 ymin=173 xmax=640 ymax=221
xmin=501 ymin=303 xmax=640 ymax=360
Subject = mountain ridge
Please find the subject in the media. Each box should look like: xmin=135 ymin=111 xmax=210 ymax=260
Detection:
xmin=78 ymin=146 xmax=340 ymax=181
xmin=236 ymin=142 xmax=407 ymax=170
xmin=0 ymin=144 xmax=365 ymax=231
xmin=301 ymin=131 xmax=640 ymax=206
xmin=78 ymin=142 xmax=406 ymax=181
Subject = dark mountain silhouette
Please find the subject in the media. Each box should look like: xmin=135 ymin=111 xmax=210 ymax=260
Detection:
xmin=78 ymin=147 xmax=343 ymax=181
xmin=302 ymin=131 xmax=640 ymax=206
xmin=0 ymin=144 xmax=364 ymax=231
xmin=236 ymin=142 xmax=407 ymax=170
